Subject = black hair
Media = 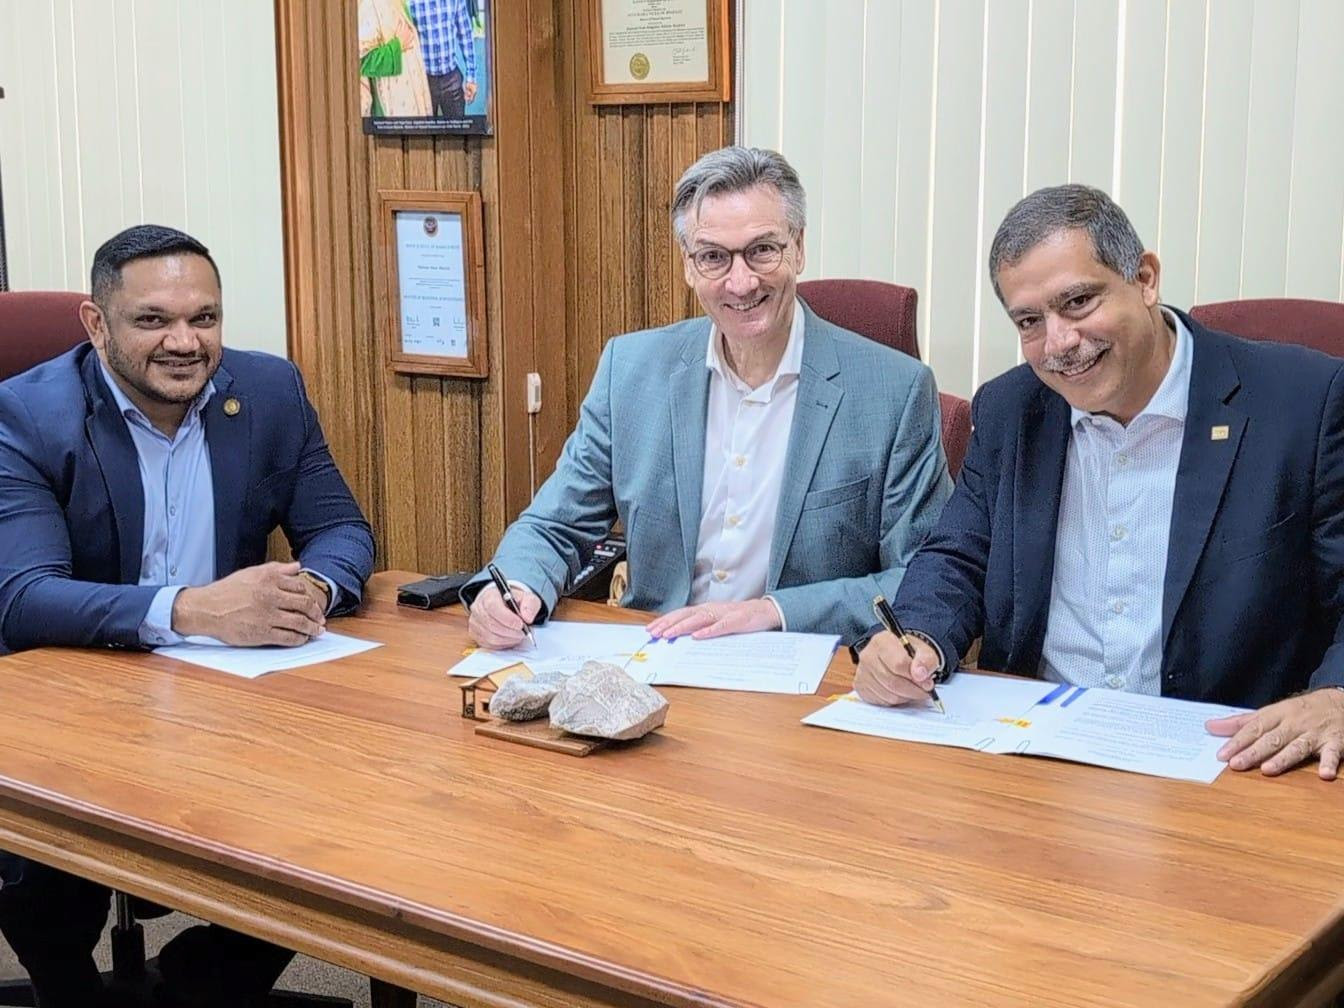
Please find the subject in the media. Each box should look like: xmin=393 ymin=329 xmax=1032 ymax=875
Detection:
xmin=89 ymin=224 xmax=220 ymax=307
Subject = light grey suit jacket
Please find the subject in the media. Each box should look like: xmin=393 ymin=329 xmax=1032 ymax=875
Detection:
xmin=466 ymin=301 xmax=953 ymax=642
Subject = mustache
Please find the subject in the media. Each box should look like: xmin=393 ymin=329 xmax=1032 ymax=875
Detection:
xmin=1040 ymin=340 xmax=1110 ymax=373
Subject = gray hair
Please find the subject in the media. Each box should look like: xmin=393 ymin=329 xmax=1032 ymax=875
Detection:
xmin=988 ymin=184 xmax=1145 ymax=301
xmin=670 ymin=146 xmax=806 ymax=245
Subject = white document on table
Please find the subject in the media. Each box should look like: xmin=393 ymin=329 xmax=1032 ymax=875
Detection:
xmin=803 ymin=674 xmax=1247 ymax=783
xmin=448 ymin=621 xmax=837 ymax=694
xmin=446 ymin=621 xmax=654 ymax=678
xmin=630 ymin=631 xmax=838 ymax=694
xmin=152 ymin=631 xmax=381 ymax=679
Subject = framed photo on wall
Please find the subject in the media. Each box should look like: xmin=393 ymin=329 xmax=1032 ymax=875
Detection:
xmin=358 ymin=0 xmax=493 ymax=135
xmin=585 ymin=0 xmax=731 ymax=104
xmin=377 ymin=190 xmax=488 ymax=378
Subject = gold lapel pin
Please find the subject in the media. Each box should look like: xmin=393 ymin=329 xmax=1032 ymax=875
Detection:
xmin=1210 ymin=424 xmax=1229 ymax=441
xmin=223 ymin=397 xmax=241 ymax=417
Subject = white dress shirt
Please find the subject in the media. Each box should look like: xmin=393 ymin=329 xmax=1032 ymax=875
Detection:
xmin=689 ymin=299 xmax=806 ymax=618
xmin=1039 ymin=309 xmax=1192 ymax=694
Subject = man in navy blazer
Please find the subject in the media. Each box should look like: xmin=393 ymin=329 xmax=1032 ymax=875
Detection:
xmin=855 ymin=185 xmax=1344 ymax=781
xmin=0 ymin=225 xmax=374 ymax=1005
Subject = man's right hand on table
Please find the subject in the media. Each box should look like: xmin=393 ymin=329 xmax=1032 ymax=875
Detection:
xmin=854 ymin=630 xmax=942 ymax=707
xmin=468 ymin=582 xmax=542 ymax=649
xmin=171 ymin=561 xmax=326 ymax=647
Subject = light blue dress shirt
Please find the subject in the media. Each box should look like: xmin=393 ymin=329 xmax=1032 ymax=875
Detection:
xmin=1039 ymin=309 xmax=1193 ymax=694
xmin=97 ymin=360 xmax=336 ymax=647
xmin=96 ymin=359 xmax=217 ymax=646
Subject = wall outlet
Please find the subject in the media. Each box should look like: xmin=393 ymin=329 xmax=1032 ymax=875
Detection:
xmin=526 ymin=372 xmax=542 ymax=414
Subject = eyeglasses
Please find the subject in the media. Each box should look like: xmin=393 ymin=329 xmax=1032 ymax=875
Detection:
xmin=686 ymin=239 xmax=791 ymax=280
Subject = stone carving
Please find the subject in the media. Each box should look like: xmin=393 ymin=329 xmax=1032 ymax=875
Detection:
xmin=549 ymin=661 xmax=668 ymax=740
xmin=489 ymin=671 xmax=566 ymax=722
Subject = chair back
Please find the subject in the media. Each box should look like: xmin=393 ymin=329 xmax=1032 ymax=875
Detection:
xmin=0 ymin=291 xmax=90 ymax=381
xmin=1189 ymin=298 xmax=1344 ymax=359
xmin=797 ymin=278 xmax=972 ymax=479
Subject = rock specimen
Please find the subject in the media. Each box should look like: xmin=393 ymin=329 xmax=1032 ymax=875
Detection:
xmin=549 ymin=661 xmax=668 ymax=740
xmin=489 ymin=671 xmax=567 ymax=722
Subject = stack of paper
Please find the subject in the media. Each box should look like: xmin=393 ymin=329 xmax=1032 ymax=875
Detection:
xmin=153 ymin=631 xmax=382 ymax=679
xmin=802 ymin=674 xmax=1247 ymax=783
xmin=448 ymin=620 xmax=839 ymax=695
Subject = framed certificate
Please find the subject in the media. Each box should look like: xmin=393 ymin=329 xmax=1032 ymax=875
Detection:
xmin=376 ymin=190 xmax=488 ymax=378
xmin=585 ymin=0 xmax=731 ymax=105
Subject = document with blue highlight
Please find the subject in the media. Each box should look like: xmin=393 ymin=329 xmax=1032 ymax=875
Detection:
xmin=803 ymin=673 xmax=1247 ymax=783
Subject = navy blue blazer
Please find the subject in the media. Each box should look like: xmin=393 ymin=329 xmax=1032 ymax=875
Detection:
xmin=892 ymin=310 xmax=1344 ymax=708
xmin=0 ymin=344 xmax=375 ymax=653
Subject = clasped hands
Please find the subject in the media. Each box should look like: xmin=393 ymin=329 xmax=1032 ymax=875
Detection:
xmin=468 ymin=585 xmax=781 ymax=650
xmin=171 ymin=561 xmax=329 ymax=647
xmin=857 ymin=628 xmax=1344 ymax=780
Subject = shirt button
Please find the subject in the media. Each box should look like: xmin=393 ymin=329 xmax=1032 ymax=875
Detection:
xmin=169 ymin=505 xmax=177 ymax=516
xmin=1105 ymin=674 xmax=1125 ymax=689
xmin=713 ymin=569 xmax=728 ymax=583
xmin=1115 ymin=453 xmax=1129 ymax=467
xmin=734 ymin=455 xmax=747 ymax=468
xmin=726 ymin=515 xmax=741 ymax=528
xmin=1112 ymin=599 xmax=1126 ymax=614
xmin=1110 ymin=525 xmax=1126 ymax=542
xmin=169 ymin=566 xmax=178 ymax=577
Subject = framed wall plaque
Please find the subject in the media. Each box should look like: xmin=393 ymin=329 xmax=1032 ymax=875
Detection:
xmin=377 ymin=189 xmax=488 ymax=378
xmin=586 ymin=0 xmax=731 ymax=105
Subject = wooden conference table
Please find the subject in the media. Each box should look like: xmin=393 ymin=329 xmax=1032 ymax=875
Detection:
xmin=0 ymin=572 xmax=1342 ymax=1008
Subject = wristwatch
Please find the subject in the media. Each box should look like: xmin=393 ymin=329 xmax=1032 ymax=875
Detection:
xmin=300 ymin=570 xmax=332 ymax=608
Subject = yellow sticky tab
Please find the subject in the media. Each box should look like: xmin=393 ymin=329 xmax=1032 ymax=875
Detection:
xmin=1211 ymin=425 xmax=1229 ymax=441
xmin=995 ymin=717 xmax=1033 ymax=728
xmin=462 ymin=646 xmax=477 ymax=656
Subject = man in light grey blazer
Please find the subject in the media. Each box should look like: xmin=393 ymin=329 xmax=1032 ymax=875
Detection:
xmin=463 ymin=146 xmax=952 ymax=644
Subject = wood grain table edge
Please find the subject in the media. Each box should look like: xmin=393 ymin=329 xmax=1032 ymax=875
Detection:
xmin=1240 ymin=896 xmax=1344 ymax=1008
xmin=0 ymin=792 xmax=747 ymax=1008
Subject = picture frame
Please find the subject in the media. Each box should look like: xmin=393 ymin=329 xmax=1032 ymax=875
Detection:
xmin=376 ymin=189 xmax=489 ymax=378
xmin=585 ymin=0 xmax=731 ymax=105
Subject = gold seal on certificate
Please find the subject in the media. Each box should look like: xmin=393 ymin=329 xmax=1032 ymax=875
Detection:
xmin=586 ymin=0 xmax=730 ymax=104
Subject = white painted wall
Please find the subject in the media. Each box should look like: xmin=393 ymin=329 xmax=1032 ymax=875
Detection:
xmin=0 ymin=0 xmax=288 ymax=356
xmin=739 ymin=0 xmax=1344 ymax=399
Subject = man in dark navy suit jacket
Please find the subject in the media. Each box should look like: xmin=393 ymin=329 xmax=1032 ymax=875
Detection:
xmin=855 ymin=185 xmax=1344 ymax=782
xmin=0 ymin=225 xmax=374 ymax=1005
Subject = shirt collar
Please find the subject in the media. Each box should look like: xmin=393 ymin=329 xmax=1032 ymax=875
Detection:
xmin=97 ymin=355 xmax=216 ymax=432
xmin=1069 ymin=306 xmax=1192 ymax=428
xmin=705 ymin=297 xmax=806 ymax=397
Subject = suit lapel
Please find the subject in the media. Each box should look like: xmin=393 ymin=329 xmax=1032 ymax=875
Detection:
xmin=1012 ymin=386 xmax=1071 ymax=661
xmin=203 ymin=362 xmax=250 ymax=577
xmin=768 ymin=313 xmax=842 ymax=588
xmin=81 ymin=354 xmax=145 ymax=584
xmin=1162 ymin=333 xmax=1245 ymax=647
xmin=668 ymin=332 xmax=711 ymax=583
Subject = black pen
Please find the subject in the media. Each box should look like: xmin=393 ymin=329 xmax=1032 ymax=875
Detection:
xmin=487 ymin=562 xmax=537 ymax=648
xmin=872 ymin=595 xmax=945 ymax=715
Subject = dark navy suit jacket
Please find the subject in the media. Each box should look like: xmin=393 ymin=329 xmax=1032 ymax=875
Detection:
xmin=892 ymin=310 xmax=1344 ymax=708
xmin=0 ymin=344 xmax=375 ymax=654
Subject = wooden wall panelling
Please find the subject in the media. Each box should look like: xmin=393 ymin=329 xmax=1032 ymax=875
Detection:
xmin=278 ymin=0 xmax=732 ymax=576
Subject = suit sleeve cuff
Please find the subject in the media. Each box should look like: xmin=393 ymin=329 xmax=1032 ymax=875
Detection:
xmin=140 ymin=586 xmax=187 ymax=647
xmin=301 ymin=568 xmax=341 ymax=615
xmin=762 ymin=595 xmax=787 ymax=632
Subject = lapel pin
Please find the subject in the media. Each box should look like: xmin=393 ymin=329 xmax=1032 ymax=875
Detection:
xmin=1210 ymin=424 xmax=1229 ymax=441
xmin=223 ymin=397 xmax=241 ymax=417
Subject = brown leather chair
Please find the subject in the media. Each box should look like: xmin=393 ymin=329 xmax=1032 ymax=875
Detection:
xmin=798 ymin=278 xmax=973 ymax=479
xmin=0 ymin=290 xmax=88 ymax=380
xmin=1189 ymin=297 xmax=1344 ymax=359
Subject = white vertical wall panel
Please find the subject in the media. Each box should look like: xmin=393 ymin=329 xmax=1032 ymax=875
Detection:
xmin=0 ymin=0 xmax=287 ymax=356
xmin=739 ymin=0 xmax=1344 ymax=399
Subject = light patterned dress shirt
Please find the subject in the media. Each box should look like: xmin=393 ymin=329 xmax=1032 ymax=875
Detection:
xmin=689 ymin=300 xmax=806 ymax=624
xmin=1039 ymin=309 xmax=1192 ymax=694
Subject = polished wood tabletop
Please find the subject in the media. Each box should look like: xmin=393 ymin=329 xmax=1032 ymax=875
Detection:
xmin=0 ymin=572 xmax=1341 ymax=1008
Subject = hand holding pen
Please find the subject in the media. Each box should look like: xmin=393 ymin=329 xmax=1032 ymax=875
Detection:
xmin=466 ymin=563 xmax=541 ymax=650
xmin=854 ymin=595 xmax=946 ymax=714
